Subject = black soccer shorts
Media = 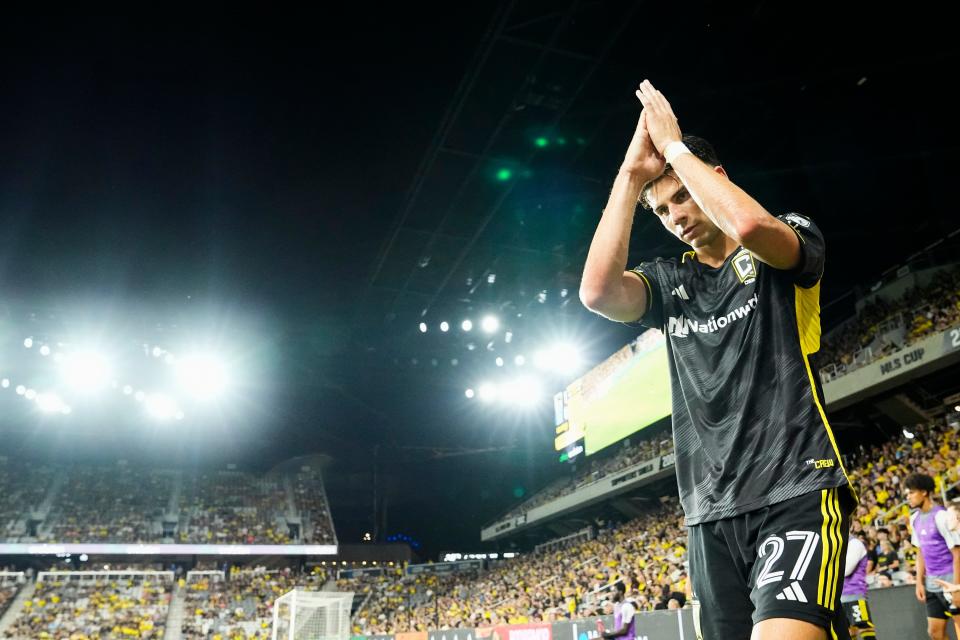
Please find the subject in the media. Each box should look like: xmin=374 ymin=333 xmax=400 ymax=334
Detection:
xmin=688 ymin=486 xmax=854 ymax=639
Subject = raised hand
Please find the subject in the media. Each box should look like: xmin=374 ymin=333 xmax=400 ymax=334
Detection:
xmin=635 ymin=80 xmax=682 ymax=155
xmin=621 ymin=108 xmax=665 ymax=181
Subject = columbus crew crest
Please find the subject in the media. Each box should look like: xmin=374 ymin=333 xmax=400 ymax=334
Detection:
xmin=733 ymin=250 xmax=757 ymax=285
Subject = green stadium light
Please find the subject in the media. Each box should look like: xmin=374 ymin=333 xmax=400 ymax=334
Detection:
xmin=496 ymin=168 xmax=513 ymax=181
xmin=556 ymin=137 xmax=567 ymax=146
xmin=534 ymin=137 xmax=549 ymax=148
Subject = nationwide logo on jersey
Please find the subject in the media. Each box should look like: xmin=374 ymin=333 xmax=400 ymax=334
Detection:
xmin=732 ymin=249 xmax=757 ymax=285
xmin=667 ymin=294 xmax=759 ymax=338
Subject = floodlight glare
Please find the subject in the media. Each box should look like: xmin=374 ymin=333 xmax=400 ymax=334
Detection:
xmin=461 ymin=319 xmax=473 ymax=332
xmin=440 ymin=321 xmax=450 ymax=332
xmin=477 ymin=383 xmax=497 ymax=402
xmin=419 ymin=322 xmax=428 ymax=333
xmin=533 ymin=342 xmax=582 ymax=374
xmin=176 ymin=353 xmax=230 ymax=400
xmin=481 ymin=315 xmax=500 ymax=334
xmin=465 ymin=388 xmax=475 ymax=399
xmin=36 ymin=393 xmax=67 ymax=414
xmin=500 ymin=376 xmax=543 ymax=407
xmin=62 ymin=351 xmax=112 ymax=394
xmin=145 ymin=394 xmax=179 ymax=421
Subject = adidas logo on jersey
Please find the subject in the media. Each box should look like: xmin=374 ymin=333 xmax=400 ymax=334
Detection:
xmin=666 ymin=294 xmax=759 ymax=338
xmin=671 ymin=285 xmax=690 ymax=300
xmin=775 ymin=581 xmax=808 ymax=603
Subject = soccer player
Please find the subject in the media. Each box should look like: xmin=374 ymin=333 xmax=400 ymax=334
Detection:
xmin=579 ymin=79 xmax=855 ymax=639
xmin=597 ymin=582 xmax=638 ymax=640
xmin=840 ymin=531 xmax=877 ymax=639
xmin=905 ymin=473 xmax=960 ymax=640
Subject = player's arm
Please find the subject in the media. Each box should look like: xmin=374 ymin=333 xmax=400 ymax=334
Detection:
xmin=580 ymin=102 xmax=664 ymax=322
xmin=635 ymin=79 xmax=801 ymax=270
xmin=916 ymin=549 xmax=927 ymax=602
xmin=953 ymin=546 xmax=960 ymax=586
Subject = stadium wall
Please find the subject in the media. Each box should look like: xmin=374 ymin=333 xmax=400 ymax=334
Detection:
xmin=351 ymin=587 xmax=959 ymax=640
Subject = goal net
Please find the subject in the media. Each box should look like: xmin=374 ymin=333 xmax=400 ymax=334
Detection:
xmin=272 ymin=590 xmax=355 ymax=640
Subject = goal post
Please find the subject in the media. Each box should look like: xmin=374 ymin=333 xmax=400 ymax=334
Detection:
xmin=272 ymin=590 xmax=355 ymax=640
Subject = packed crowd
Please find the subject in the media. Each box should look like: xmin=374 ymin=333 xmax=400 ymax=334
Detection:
xmin=180 ymin=566 xmax=328 ymax=639
xmin=0 ymin=574 xmax=23 ymax=619
xmin=294 ymin=468 xmax=337 ymax=544
xmin=340 ymin=413 xmax=960 ymax=634
xmin=42 ymin=466 xmax=172 ymax=543
xmin=179 ymin=472 xmax=291 ymax=545
xmin=342 ymin=503 xmax=688 ymax=635
xmin=816 ymin=265 xmax=960 ymax=373
xmin=501 ymin=434 xmax=674 ymax=520
xmin=0 ymin=460 xmax=57 ymax=540
xmin=5 ymin=573 xmax=172 ymax=639
xmin=0 ymin=464 xmax=336 ymax=546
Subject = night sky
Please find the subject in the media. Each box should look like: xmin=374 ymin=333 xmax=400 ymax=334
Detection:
xmin=1 ymin=5 xmax=958 ymax=557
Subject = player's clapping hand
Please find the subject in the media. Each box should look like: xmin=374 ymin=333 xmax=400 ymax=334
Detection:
xmin=635 ymin=80 xmax=683 ymax=156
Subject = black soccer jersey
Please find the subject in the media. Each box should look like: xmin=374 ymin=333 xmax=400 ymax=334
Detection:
xmin=631 ymin=212 xmax=850 ymax=525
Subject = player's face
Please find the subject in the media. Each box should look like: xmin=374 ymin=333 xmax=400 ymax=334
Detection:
xmin=646 ymin=172 xmax=723 ymax=250
xmin=905 ymin=487 xmax=926 ymax=508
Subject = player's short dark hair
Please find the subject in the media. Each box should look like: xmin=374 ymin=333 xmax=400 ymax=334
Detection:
xmin=640 ymin=135 xmax=721 ymax=211
xmin=613 ymin=581 xmax=626 ymax=594
xmin=904 ymin=473 xmax=935 ymax=494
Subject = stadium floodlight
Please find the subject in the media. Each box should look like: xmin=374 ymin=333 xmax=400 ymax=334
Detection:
xmin=145 ymin=393 xmax=179 ymax=421
xmin=1 ymin=379 xmax=8 ymax=389
xmin=440 ymin=321 xmax=450 ymax=332
xmin=23 ymin=338 xmax=33 ymax=349
xmin=514 ymin=355 xmax=525 ymax=366
xmin=25 ymin=389 xmax=37 ymax=400
xmin=533 ymin=342 xmax=582 ymax=374
xmin=461 ymin=319 xmax=473 ymax=332
xmin=465 ymin=388 xmax=475 ymax=399
xmin=500 ymin=376 xmax=543 ymax=407
xmin=61 ymin=351 xmax=111 ymax=394
xmin=122 ymin=385 xmax=133 ymax=395
xmin=481 ymin=315 xmax=500 ymax=334
xmin=419 ymin=322 xmax=428 ymax=333
xmin=39 ymin=345 xmax=51 ymax=356
xmin=955 ymin=405 xmax=960 ymax=412
xmin=902 ymin=428 xmax=915 ymax=439
xmin=175 ymin=353 xmax=229 ymax=400
xmin=15 ymin=385 xmax=25 ymax=396
xmin=477 ymin=382 xmax=497 ymax=402
xmin=152 ymin=346 xmax=163 ymax=358
xmin=36 ymin=392 xmax=67 ymax=414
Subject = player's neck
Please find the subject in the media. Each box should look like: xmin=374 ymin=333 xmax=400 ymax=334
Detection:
xmin=693 ymin=234 xmax=740 ymax=269
xmin=921 ymin=498 xmax=934 ymax=513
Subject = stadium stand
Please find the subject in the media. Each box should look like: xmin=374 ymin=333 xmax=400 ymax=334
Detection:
xmin=816 ymin=264 xmax=960 ymax=380
xmin=3 ymin=571 xmax=173 ymax=639
xmin=0 ymin=465 xmax=336 ymax=547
